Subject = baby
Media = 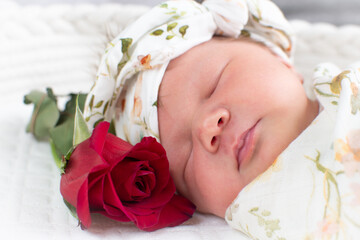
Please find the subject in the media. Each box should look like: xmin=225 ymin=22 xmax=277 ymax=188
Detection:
xmin=83 ymin=0 xmax=360 ymax=238
xmin=157 ymin=37 xmax=318 ymax=217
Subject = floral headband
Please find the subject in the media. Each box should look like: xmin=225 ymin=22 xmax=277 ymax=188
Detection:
xmin=83 ymin=0 xmax=295 ymax=145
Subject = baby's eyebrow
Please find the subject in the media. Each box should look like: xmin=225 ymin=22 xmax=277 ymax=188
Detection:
xmin=157 ymin=94 xmax=169 ymax=111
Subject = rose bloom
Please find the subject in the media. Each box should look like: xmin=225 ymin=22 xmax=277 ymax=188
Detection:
xmin=60 ymin=121 xmax=195 ymax=231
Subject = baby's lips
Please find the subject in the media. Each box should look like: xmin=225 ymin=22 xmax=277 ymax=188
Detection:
xmin=236 ymin=120 xmax=259 ymax=170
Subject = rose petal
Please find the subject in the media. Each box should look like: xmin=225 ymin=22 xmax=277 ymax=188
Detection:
xmin=147 ymin=155 xmax=170 ymax=191
xmin=111 ymin=160 xmax=146 ymax=201
xmin=121 ymin=138 xmax=170 ymax=194
xmin=111 ymin=161 xmax=138 ymax=184
xmin=127 ymin=150 xmax=160 ymax=161
xmin=130 ymin=211 xmax=161 ymax=230
xmin=130 ymin=170 xmax=156 ymax=200
xmin=102 ymin=173 xmax=132 ymax=221
xmin=122 ymin=204 xmax=160 ymax=216
xmin=89 ymin=121 xmax=110 ymax=155
xmin=135 ymin=170 xmax=156 ymax=192
xmin=102 ymin=204 xmax=132 ymax=222
xmin=88 ymin=172 xmax=106 ymax=210
xmin=140 ymin=194 xmax=196 ymax=231
xmin=129 ymin=138 xmax=167 ymax=166
xmin=102 ymin=133 xmax=133 ymax=165
xmin=76 ymin=180 xmax=92 ymax=228
xmin=63 ymin=138 xmax=109 ymax=184
xmin=125 ymin=149 xmax=171 ymax=199
xmin=137 ymin=175 xmax=176 ymax=209
xmin=60 ymin=140 xmax=108 ymax=227
xmin=126 ymin=178 xmax=175 ymax=210
xmin=138 ymin=137 xmax=166 ymax=156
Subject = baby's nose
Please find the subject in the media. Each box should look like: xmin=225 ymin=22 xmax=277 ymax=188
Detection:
xmin=197 ymin=108 xmax=230 ymax=153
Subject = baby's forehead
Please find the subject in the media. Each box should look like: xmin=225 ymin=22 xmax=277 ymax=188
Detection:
xmin=166 ymin=37 xmax=271 ymax=69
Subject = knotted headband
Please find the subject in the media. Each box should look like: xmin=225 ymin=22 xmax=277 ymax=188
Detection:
xmin=83 ymin=0 xmax=295 ymax=145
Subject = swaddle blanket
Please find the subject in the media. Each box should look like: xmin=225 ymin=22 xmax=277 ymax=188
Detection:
xmin=226 ymin=62 xmax=360 ymax=239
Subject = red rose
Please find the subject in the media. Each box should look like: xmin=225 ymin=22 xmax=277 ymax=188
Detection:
xmin=60 ymin=121 xmax=196 ymax=231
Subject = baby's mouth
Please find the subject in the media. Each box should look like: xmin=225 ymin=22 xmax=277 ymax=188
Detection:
xmin=235 ymin=121 xmax=259 ymax=170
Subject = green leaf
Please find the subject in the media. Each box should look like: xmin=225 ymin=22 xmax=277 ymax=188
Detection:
xmin=167 ymin=22 xmax=178 ymax=31
xmin=261 ymin=210 xmax=271 ymax=217
xmin=24 ymin=90 xmax=60 ymax=140
xmin=166 ymin=35 xmax=175 ymax=40
xmin=165 ymin=11 xmax=176 ymax=15
xmin=103 ymin=101 xmax=109 ymax=115
xmin=50 ymin=118 xmax=74 ymax=157
xmin=24 ymin=90 xmax=44 ymax=105
xmin=160 ymin=3 xmax=168 ymax=8
xmin=120 ymin=38 xmax=133 ymax=54
xmin=60 ymin=145 xmax=76 ymax=174
xmin=50 ymin=139 xmax=64 ymax=173
xmin=73 ymin=96 xmax=91 ymax=145
xmin=252 ymin=14 xmax=261 ymax=22
xmin=46 ymin=88 xmax=57 ymax=103
xmin=49 ymin=93 xmax=87 ymax=159
xmin=151 ymin=29 xmax=164 ymax=36
xmin=250 ymin=207 xmax=259 ymax=212
xmin=94 ymin=100 xmax=104 ymax=108
xmin=118 ymin=61 xmax=127 ymax=72
xmin=50 ymin=139 xmax=74 ymax=174
xmin=240 ymin=30 xmax=250 ymax=37
xmin=314 ymin=88 xmax=338 ymax=98
xmin=179 ymin=25 xmax=189 ymax=37
xmin=63 ymin=199 xmax=79 ymax=220
xmin=63 ymin=93 xmax=87 ymax=116
xmin=108 ymin=119 xmax=116 ymax=135
xmin=88 ymin=95 xmax=94 ymax=110
xmin=64 ymin=145 xmax=76 ymax=161
xmin=93 ymin=118 xmax=105 ymax=129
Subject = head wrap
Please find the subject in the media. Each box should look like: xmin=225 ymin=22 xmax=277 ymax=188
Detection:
xmin=83 ymin=0 xmax=295 ymax=144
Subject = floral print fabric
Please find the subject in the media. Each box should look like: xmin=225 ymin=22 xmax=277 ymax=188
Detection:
xmin=226 ymin=62 xmax=360 ymax=239
xmin=82 ymin=0 xmax=294 ymax=145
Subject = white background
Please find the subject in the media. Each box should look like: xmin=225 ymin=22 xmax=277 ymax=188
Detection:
xmin=7 ymin=0 xmax=360 ymax=25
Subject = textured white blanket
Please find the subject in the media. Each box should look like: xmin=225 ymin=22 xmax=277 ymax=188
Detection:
xmin=1 ymin=1 xmax=360 ymax=239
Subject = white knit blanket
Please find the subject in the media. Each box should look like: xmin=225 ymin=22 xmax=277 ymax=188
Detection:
xmin=1 ymin=1 xmax=360 ymax=239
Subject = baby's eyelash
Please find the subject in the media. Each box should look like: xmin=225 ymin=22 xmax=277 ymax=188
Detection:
xmin=208 ymin=74 xmax=221 ymax=97
xmin=208 ymin=83 xmax=217 ymax=97
xmin=208 ymin=61 xmax=228 ymax=97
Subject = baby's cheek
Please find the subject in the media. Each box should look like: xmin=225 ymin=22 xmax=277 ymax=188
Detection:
xmin=185 ymin=159 xmax=244 ymax=217
xmin=166 ymin=152 xmax=190 ymax=198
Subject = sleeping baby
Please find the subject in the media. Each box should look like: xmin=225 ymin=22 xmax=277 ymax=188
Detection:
xmin=83 ymin=0 xmax=360 ymax=238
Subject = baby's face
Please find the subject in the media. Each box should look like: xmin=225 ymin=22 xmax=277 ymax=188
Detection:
xmin=157 ymin=38 xmax=318 ymax=217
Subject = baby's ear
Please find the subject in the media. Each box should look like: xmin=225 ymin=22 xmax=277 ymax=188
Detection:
xmin=277 ymin=55 xmax=304 ymax=84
